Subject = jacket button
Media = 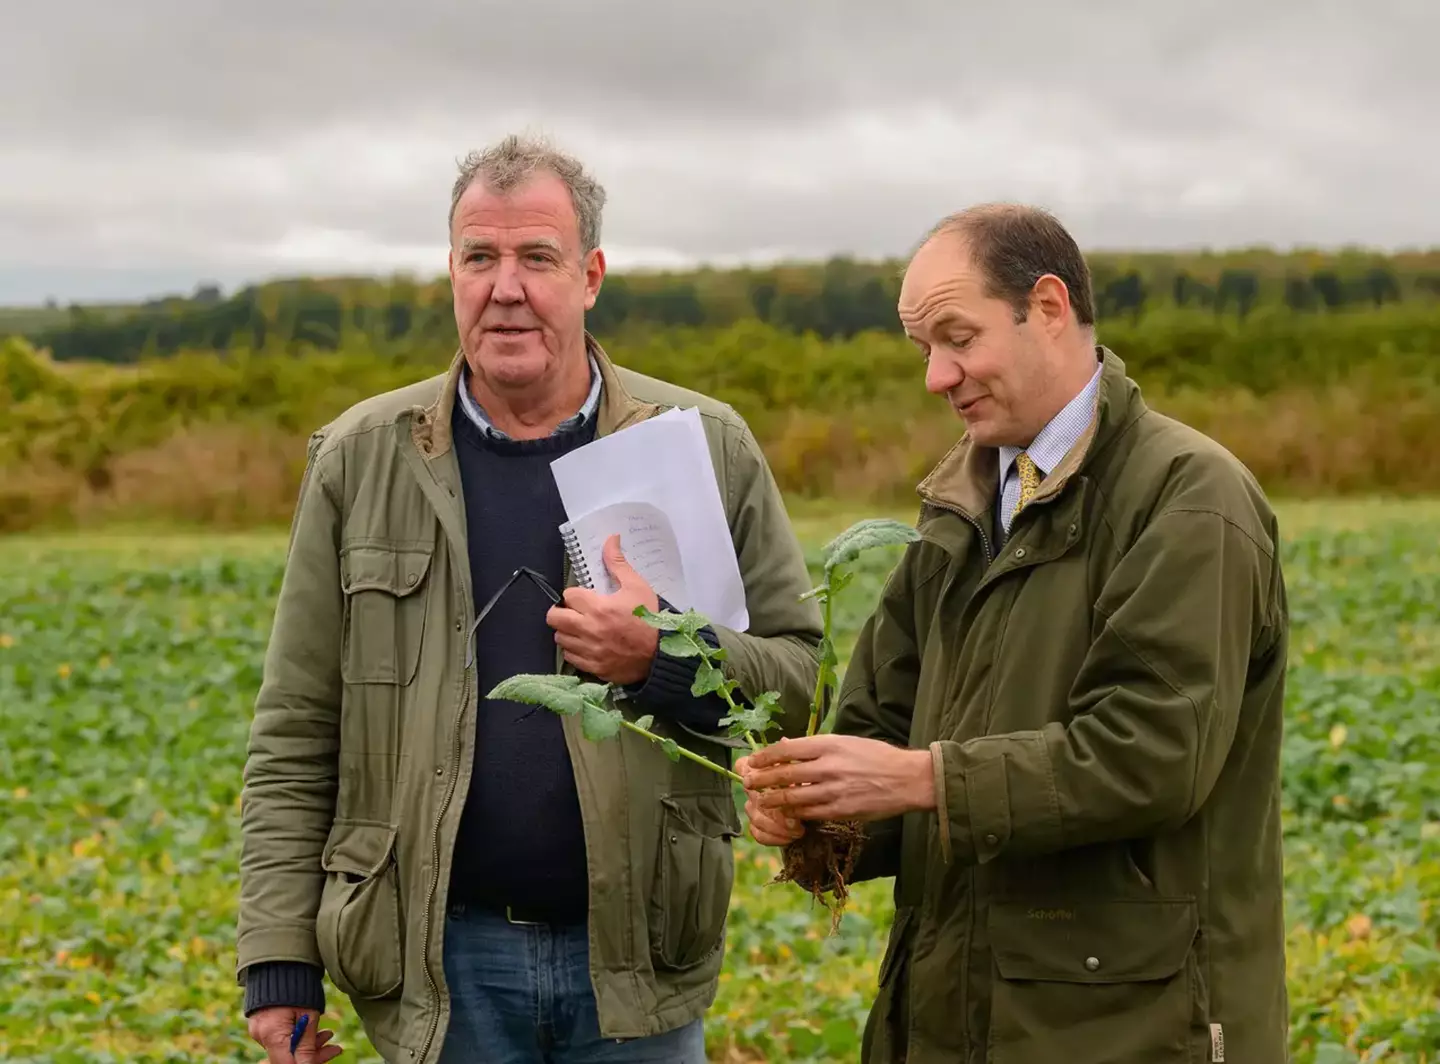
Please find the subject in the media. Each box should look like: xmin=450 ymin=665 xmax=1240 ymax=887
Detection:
xmin=407 ymin=573 xmax=418 ymax=586
xmin=1085 ymin=956 xmax=1100 ymax=971
xmin=455 ymin=619 xmax=463 ymax=631
xmin=1069 ymin=523 xmax=1078 ymax=535
xmin=1014 ymin=548 xmax=1027 ymax=560
xmin=985 ymin=833 xmax=999 ymax=846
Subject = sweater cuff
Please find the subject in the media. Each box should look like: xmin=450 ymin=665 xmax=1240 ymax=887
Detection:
xmin=242 ymin=961 xmax=326 ymax=1017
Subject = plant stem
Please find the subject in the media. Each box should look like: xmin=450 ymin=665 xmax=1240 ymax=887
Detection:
xmin=807 ymin=581 xmax=833 ymax=736
xmin=619 ymin=719 xmax=744 ymax=784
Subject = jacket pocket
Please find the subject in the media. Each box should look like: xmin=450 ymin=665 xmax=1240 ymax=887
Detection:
xmin=986 ymin=898 xmax=1197 ymax=1064
xmin=315 ymin=819 xmax=404 ymax=1000
xmin=339 ymin=542 xmax=433 ymax=686
xmin=649 ymin=791 xmax=740 ymax=972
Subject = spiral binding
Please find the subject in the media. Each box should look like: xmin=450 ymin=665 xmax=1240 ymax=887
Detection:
xmin=560 ymin=524 xmax=595 ymax=589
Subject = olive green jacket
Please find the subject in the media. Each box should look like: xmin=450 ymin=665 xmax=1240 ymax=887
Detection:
xmin=838 ymin=349 xmax=1290 ymax=1064
xmin=235 ymin=338 xmax=822 ymax=1063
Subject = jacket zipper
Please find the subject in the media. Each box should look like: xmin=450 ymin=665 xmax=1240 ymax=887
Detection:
xmin=922 ymin=497 xmax=995 ymax=565
xmin=417 ymin=625 xmax=473 ymax=1061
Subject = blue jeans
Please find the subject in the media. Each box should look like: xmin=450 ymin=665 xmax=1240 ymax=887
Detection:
xmin=438 ymin=904 xmax=709 ymax=1063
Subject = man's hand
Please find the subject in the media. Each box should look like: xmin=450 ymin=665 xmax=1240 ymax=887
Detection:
xmin=739 ymin=734 xmax=936 ymax=822
xmin=736 ymin=753 xmax=806 ymax=846
xmin=546 ymin=535 xmax=660 ymax=686
xmin=247 ymin=1007 xmax=341 ymax=1064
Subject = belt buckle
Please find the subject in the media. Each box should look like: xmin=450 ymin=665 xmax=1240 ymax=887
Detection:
xmin=505 ymin=905 xmax=544 ymax=927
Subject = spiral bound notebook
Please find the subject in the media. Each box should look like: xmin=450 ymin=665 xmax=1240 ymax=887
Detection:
xmin=550 ymin=406 xmax=750 ymax=631
xmin=559 ymin=500 xmax=688 ymax=604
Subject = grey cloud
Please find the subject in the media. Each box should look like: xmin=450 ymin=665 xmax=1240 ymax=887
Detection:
xmin=1 ymin=0 xmax=1436 ymax=303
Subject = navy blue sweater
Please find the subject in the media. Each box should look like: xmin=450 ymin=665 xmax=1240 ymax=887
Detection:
xmin=243 ymin=400 xmax=730 ymax=1016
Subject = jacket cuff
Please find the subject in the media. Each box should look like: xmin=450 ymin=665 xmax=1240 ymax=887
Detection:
xmin=931 ymin=734 xmax=1059 ymax=866
xmin=242 ymin=961 xmax=326 ymax=1017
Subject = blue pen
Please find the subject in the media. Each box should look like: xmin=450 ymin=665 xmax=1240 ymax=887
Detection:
xmin=289 ymin=1013 xmax=310 ymax=1055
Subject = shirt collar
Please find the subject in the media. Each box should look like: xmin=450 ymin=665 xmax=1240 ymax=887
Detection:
xmin=456 ymin=352 xmax=603 ymax=441
xmin=999 ymin=362 xmax=1103 ymax=480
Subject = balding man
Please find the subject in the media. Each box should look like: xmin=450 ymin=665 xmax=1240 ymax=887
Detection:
xmin=739 ymin=204 xmax=1290 ymax=1063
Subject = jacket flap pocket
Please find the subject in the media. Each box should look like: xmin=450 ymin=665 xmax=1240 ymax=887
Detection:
xmin=340 ymin=543 xmax=433 ymax=597
xmin=660 ymin=791 xmax=742 ymax=839
xmin=989 ymin=899 xmax=1197 ymax=983
xmin=321 ymin=820 xmax=398 ymax=877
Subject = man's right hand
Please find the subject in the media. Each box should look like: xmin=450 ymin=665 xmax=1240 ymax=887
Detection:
xmin=247 ymin=1006 xmax=342 ymax=1063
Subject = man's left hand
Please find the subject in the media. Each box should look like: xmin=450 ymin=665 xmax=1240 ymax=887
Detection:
xmin=547 ymin=535 xmax=660 ymax=686
xmin=740 ymin=735 xmax=936 ymax=822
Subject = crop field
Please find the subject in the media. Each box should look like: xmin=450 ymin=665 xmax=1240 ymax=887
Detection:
xmin=2 ymin=500 xmax=1438 ymax=1063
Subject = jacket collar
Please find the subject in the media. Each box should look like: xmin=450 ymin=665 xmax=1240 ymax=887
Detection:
xmin=916 ymin=345 xmax=1144 ymax=520
xmin=409 ymin=332 xmax=654 ymax=459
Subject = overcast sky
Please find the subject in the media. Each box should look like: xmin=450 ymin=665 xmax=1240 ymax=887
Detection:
xmin=3 ymin=0 xmax=1434 ymax=305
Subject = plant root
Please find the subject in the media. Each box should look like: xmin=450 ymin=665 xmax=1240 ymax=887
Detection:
xmin=773 ymin=819 xmax=866 ymax=935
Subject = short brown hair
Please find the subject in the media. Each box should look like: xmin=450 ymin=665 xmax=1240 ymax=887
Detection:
xmin=922 ymin=203 xmax=1095 ymax=326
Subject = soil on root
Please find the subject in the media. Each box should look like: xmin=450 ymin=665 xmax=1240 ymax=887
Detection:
xmin=772 ymin=818 xmax=866 ymax=934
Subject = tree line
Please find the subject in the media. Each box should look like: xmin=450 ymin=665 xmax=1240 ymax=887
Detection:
xmin=14 ymin=249 xmax=1440 ymax=365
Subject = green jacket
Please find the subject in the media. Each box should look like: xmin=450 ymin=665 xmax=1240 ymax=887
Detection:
xmin=235 ymin=339 xmax=822 ymax=1063
xmin=838 ymin=349 xmax=1290 ymax=1064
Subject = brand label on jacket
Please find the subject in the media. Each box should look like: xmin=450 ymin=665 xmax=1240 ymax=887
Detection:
xmin=1210 ymin=1022 xmax=1225 ymax=1062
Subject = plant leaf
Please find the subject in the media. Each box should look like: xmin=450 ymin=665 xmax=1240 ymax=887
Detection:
xmin=633 ymin=604 xmax=681 ymax=629
xmin=822 ymin=518 xmax=921 ymax=576
xmin=660 ymin=632 xmax=704 ymax=658
xmin=634 ymin=604 xmax=712 ymax=638
xmin=488 ymin=673 xmax=600 ymax=717
xmin=581 ymin=701 xmax=623 ymax=742
xmin=692 ymin=661 xmax=726 ymax=697
xmin=634 ymin=714 xmax=655 ymax=732
xmin=658 ymin=737 xmax=682 ymax=762
xmin=819 ymin=636 xmax=838 ymax=670
xmin=719 ymin=691 xmax=781 ymax=740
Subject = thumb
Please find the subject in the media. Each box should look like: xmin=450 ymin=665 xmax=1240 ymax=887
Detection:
xmin=602 ymin=534 xmax=640 ymax=589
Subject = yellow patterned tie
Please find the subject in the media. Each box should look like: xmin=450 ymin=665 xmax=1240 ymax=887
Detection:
xmin=1012 ymin=452 xmax=1040 ymax=523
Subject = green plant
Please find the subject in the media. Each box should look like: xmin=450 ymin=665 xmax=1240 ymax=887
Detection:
xmin=488 ymin=517 xmax=921 ymax=930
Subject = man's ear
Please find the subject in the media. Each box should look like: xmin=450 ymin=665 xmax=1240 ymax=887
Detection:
xmin=1031 ymin=273 xmax=1072 ymax=338
xmin=583 ymin=248 xmax=607 ymax=310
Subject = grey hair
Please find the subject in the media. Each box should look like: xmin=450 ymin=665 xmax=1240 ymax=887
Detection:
xmin=448 ymin=133 xmax=607 ymax=254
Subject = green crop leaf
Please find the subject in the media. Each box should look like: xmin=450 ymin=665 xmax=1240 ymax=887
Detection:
xmin=658 ymin=737 xmax=682 ymax=762
xmin=819 ymin=636 xmax=838 ymax=670
xmin=581 ymin=701 xmax=623 ymax=742
xmin=660 ymin=632 xmax=704 ymax=658
xmin=720 ymin=692 xmax=781 ymax=740
xmin=488 ymin=673 xmax=609 ymax=717
xmin=634 ymin=604 xmax=711 ymax=639
xmin=634 ymin=714 xmax=655 ymax=732
xmin=822 ymin=518 xmax=921 ymax=576
xmin=633 ymin=604 xmax=684 ymax=630
xmin=692 ymin=661 xmax=726 ymax=697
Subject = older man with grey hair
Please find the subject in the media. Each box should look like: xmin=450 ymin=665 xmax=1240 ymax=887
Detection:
xmin=234 ymin=133 xmax=822 ymax=1063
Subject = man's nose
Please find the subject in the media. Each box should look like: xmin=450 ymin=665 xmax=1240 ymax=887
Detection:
xmin=491 ymin=257 xmax=525 ymax=304
xmin=925 ymin=356 xmax=963 ymax=396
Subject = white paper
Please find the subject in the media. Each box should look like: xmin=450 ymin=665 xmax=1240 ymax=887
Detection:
xmin=550 ymin=407 xmax=750 ymax=631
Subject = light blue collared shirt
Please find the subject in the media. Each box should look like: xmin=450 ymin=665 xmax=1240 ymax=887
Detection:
xmin=456 ymin=353 xmax=603 ymax=440
xmin=997 ymin=362 xmax=1102 ymax=540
